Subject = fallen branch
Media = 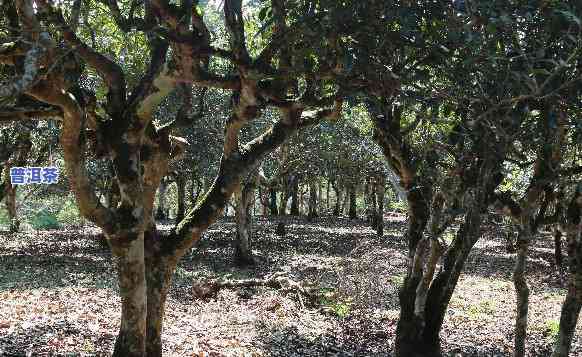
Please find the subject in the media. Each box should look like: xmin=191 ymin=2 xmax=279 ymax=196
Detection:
xmin=192 ymin=272 xmax=321 ymax=302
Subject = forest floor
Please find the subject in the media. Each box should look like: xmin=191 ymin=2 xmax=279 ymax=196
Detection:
xmin=0 ymin=214 xmax=580 ymax=357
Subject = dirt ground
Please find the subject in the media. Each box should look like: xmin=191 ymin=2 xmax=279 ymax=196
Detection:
xmin=0 ymin=215 xmax=580 ymax=356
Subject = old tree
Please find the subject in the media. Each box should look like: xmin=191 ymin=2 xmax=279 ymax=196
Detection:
xmin=1 ymin=0 xmax=582 ymax=356
xmin=0 ymin=0 xmax=351 ymax=354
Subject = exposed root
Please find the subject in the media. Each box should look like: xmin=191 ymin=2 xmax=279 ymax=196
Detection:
xmin=192 ymin=272 xmax=320 ymax=303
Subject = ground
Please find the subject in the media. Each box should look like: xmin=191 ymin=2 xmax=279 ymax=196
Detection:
xmin=0 ymin=215 xmax=580 ymax=356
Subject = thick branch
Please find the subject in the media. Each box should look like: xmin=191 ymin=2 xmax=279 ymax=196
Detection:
xmin=0 ymin=107 xmax=62 ymax=124
xmin=37 ymin=0 xmax=127 ymax=115
xmin=0 ymin=44 xmax=44 ymax=98
xmin=224 ymin=0 xmax=250 ymax=67
xmin=27 ymin=82 xmax=114 ymax=233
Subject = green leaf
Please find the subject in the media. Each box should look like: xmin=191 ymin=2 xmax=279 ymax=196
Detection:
xmin=258 ymin=5 xmax=270 ymax=22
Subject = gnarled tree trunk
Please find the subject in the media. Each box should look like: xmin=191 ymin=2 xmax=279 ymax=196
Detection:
xmin=111 ymin=234 xmax=147 ymax=357
xmin=234 ymin=172 xmax=258 ymax=266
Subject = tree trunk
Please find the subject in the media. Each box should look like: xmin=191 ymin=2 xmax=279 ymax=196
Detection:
xmin=234 ymin=176 xmax=257 ymax=266
xmin=143 ymin=228 xmax=173 ymax=357
xmin=554 ymin=228 xmax=564 ymax=280
xmin=424 ymin=201 xmax=483 ymax=348
xmin=394 ymin=187 xmax=432 ymax=357
xmin=342 ymin=186 xmax=350 ymax=215
xmin=552 ymin=192 xmax=581 ymax=357
xmin=4 ymin=182 xmax=19 ymax=233
xmin=349 ymin=184 xmax=357 ymax=219
xmin=375 ymin=175 xmax=385 ymax=236
xmin=175 ymin=175 xmax=186 ymax=223
xmin=111 ymin=234 xmax=147 ymax=357
xmin=106 ymin=179 xmax=121 ymax=210
xmin=188 ymin=172 xmax=201 ymax=209
xmin=290 ymin=176 xmax=299 ymax=216
xmin=156 ymin=179 xmax=168 ymax=220
xmin=364 ymin=177 xmax=372 ymax=223
xmin=259 ymin=186 xmax=269 ymax=216
xmin=269 ymin=188 xmax=278 ymax=215
xmin=333 ymin=185 xmax=342 ymax=216
xmin=326 ymin=179 xmax=330 ymax=211
xmin=308 ymin=179 xmax=318 ymax=221
xmin=317 ymin=182 xmax=323 ymax=215
xmin=371 ymin=179 xmax=378 ymax=228
xmin=279 ymin=177 xmax=289 ymax=215
xmin=513 ymin=229 xmax=531 ymax=357
xmin=552 ymin=293 xmax=581 ymax=357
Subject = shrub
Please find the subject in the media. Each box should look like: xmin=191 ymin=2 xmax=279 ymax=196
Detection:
xmin=0 ymin=208 xmax=9 ymax=228
xmin=29 ymin=209 xmax=60 ymax=230
xmin=56 ymin=199 xmax=84 ymax=226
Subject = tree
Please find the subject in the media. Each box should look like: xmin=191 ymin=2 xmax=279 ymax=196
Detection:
xmin=1 ymin=0 xmax=347 ymax=354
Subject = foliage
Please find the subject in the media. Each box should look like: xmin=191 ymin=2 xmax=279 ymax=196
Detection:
xmin=55 ymin=198 xmax=85 ymax=227
xmin=29 ymin=209 xmax=60 ymax=230
xmin=318 ymin=287 xmax=352 ymax=318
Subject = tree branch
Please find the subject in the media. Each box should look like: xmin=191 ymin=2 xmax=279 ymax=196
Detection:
xmin=37 ymin=0 xmax=127 ymax=115
xmin=224 ymin=0 xmax=250 ymax=68
xmin=26 ymin=81 xmax=115 ymax=233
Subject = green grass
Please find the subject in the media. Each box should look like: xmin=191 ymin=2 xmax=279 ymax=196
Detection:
xmin=389 ymin=274 xmax=405 ymax=286
xmin=467 ymin=299 xmax=496 ymax=319
xmin=319 ymin=287 xmax=353 ymax=318
xmin=388 ymin=200 xmax=408 ymax=213
xmin=545 ymin=319 xmax=560 ymax=344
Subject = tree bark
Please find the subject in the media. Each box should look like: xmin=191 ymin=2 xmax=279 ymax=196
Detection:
xmin=421 ymin=201 xmax=483 ymax=355
xmin=364 ymin=177 xmax=372 ymax=223
xmin=269 ymin=187 xmax=278 ymax=215
xmin=234 ymin=173 xmax=257 ymax=266
xmin=342 ymin=185 xmax=350 ymax=216
xmin=326 ymin=178 xmax=330 ymax=211
xmin=513 ymin=229 xmax=531 ymax=357
xmin=307 ymin=179 xmax=318 ymax=221
xmin=394 ymin=186 xmax=432 ymax=357
xmin=290 ymin=175 xmax=299 ymax=215
xmin=349 ymin=184 xmax=357 ymax=219
xmin=375 ymin=175 xmax=385 ymax=236
xmin=333 ymin=184 xmax=342 ymax=216
xmin=552 ymin=191 xmax=581 ymax=357
xmin=143 ymin=228 xmax=173 ymax=357
xmin=317 ymin=182 xmax=322 ymax=214
xmin=554 ymin=228 xmax=564 ymax=280
xmin=156 ymin=179 xmax=168 ymax=220
xmin=111 ymin=235 xmax=147 ymax=357
xmin=175 ymin=174 xmax=186 ymax=223
xmin=4 ymin=180 xmax=19 ymax=233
